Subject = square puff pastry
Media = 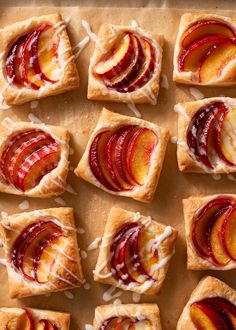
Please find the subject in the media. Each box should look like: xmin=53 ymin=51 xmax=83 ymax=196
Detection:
xmin=93 ymin=207 xmax=177 ymax=296
xmin=183 ymin=194 xmax=236 ymax=270
xmin=176 ymin=96 xmax=236 ymax=173
xmin=75 ymin=108 xmax=169 ymax=203
xmin=177 ymin=276 xmax=236 ymax=330
xmin=93 ymin=304 xmax=162 ymax=330
xmin=0 ymin=118 xmax=70 ymax=197
xmin=0 ymin=207 xmax=84 ymax=298
xmin=173 ymin=13 xmax=236 ymax=86
xmin=87 ymin=23 xmax=163 ymax=104
xmin=0 ymin=307 xmax=70 ymax=329
xmin=0 ymin=13 xmax=79 ymax=106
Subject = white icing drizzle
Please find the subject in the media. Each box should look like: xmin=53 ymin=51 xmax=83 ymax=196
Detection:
xmin=1 ymin=211 xmax=9 ymax=219
xmin=87 ymin=237 xmax=102 ymax=251
xmin=1 ymin=117 xmax=15 ymax=131
xmin=18 ymin=200 xmax=29 ymax=210
xmin=174 ymin=104 xmax=190 ymax=121
xmin=161 ymin=74 xmax=169 ymax=89
xmin=0 ymin=85 xmax=11 ymax=110
xmin=127 ymin=95 xmax=141 ymax=118
xmin=85 ymin=325 xmax=94 ymax=330
xmin=80 ymin=250 xmax=88 ymax=259
xmin=103 ymin=286 xmax=123 ymax=302
xmin=77 ymin=227 xmax=85 ymax=234
xmin=100 ymin=232 xmax=114 ymax=248
xmin=93 ymin=260 xmax=112 ymax=279
xmin=189 ymin=87 xmax=204 ymax=100
xmin=66 ymin=184 xmax=77 ymax=195
xmin=54 ymin=197 xmax=66 ymax=206
xmin=228 ymin=174 xmax=236 ymax=181
xmin=0 ymin=238 xmax=3 ymax=247
xmin=28 ymin=113 xmax=43 ymax=124
xmin=139 ymin=83 xmax=157 ymax=105
xmin=131 ymin=20 xmax=139 ymax=28
xmin=30 ymin=100 xmax=39 ymax=109
xmin=73 ymin=36 xmax=90 ymax=59
xmin=147 ymin=226 xmax=173 ymax=252
xmin=212 ymin=174 xmax=221 ymax=181
xmin=132 ymin=292 xmax=141 ymax=303
xmin=0 ymin=258 xmax=7 ymax=266
xmin=84 ymin=282 xmax=91 ymax=290
xmin=171 ymin=136 xmax=177 ymax=143
xmin=149 ymin=251 xmax=174 ymax=276
xmin=113 ymin=298 xmax=122 ymax=305
xmin=82 ymin=20 xmax=105 ymax=53
xmin=64 ymin=290 xmax=74 ymax=299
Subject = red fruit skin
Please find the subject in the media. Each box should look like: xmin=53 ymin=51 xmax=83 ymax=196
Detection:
xmin=220 ymin=205 xmax=236 ymax=261
xmin=31 ymin=24 xmax=59 ymax=84
xmin=191 ymin=196 xmax=234 ymax=258
xmin=22 ymin=308 xmax=35 ymax=330
xmin=89 ymin=131 xmax=119 ymax=192
xmin=110 ymin=223 xmax=139 ymax=284
xmin=104 ymin=34 xmax=143 ymax=89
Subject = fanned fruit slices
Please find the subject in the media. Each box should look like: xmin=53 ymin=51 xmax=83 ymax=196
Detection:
xmin=0 ymin=129 xmax=61 ymax=192
xmin=190 ymin=297 xmax=236 ymax=330
xmin=186 ymin=100 xmax=236 ymax=170
xmin=191 ymin=196 xmax=236 ymax=267
xmin=178 ymin=18 xmax=236 ymax=83
xmin=99 ymin=316 xmax=153 ymax=330
xmin=6 ymin=23 xmax=60 ymax=89
xmin=4 ymin=308 xmax=61 ymax=330
xmin=11 ymin=217 xmax=65 ymax=284
xmin=89 ymin=125 xmax=158 ymax=192
xmin=93 ymin=31 xmax=156 ymax=92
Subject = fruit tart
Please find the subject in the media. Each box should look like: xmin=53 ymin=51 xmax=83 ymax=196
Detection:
xmin=183 ymin=194 xmax=236 ymax=270
xmin=0 ymin=307 xmax=70 ymax=330
xmin=173 ymin=13 xmax=236 ymax=86
xmin=93 ymin=207 xmax=177 ymax=296
xmin=0 ymin=119 xmax=69 ymax=197
xmin=176 ymin=97 xmax=236 ymax=173
xmin=0 ymin=207 xmax=84 ymax=298
xmin=0 ymin=13 xmax=79 ymax=106
xmin=87 ymin=23 xmax=163 ymax=104
xmin=177 ymin=276 xmax=236 ymax=330
xmin=93 ymin=304 xmax=162 ymax=330
xmin=75 ymin=108 xmax=169 ymax=203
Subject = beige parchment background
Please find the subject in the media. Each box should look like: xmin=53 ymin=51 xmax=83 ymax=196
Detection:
xmin=0 ymin=4 xmax=236 ymax=330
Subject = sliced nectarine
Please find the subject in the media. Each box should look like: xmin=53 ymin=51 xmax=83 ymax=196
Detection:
xmin=7 ymin=310 xmax=34 ymax=330
xmin=130 ymin=320 xmax=152 ymax=330
xmin=126 ymin=128 xmax=157 ymax=185
xmin=179 ymin=35 xmax=227 ymax=72
xmin=221 ymin=207 xmax=236 ymax=260
xmin=182 ymin=20 xmax=235 ymax=49
xmin=94 ymin=33 xmax=133 ymax=80
xmin=36 ymin=25 xmax=59 ymax=82
xmin=190 ymin=302 xmax=224 ymax=330
xmin=209 ymin=209 xmax=231 ymax=265
xmin=199 ymin=39 xmax=236 ymax=83
xmin=218 ymin=108 xmax=236 ymax=166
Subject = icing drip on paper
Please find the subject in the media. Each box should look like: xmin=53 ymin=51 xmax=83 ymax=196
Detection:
xmin=73 ymin=36 xmax=90 ymax=58
xmin=127 ymin=95 xmax=141 ymax=118
xmin=87 ymin=237 xmax=102 ymax=251
xmin=82 ymin=20 xmax=105 ymax=53
xmin=28 ymin=113 xmax=43 ymax=124
xmin=103 ymin=286 xmax=123 ymax=302
xmin=18 ymin=200 xmax=30 ymax=210
xmin=174 ymin=104 xmax=190 ymax=121
xmin=189 ymin=87 xmax=205 ymax=100
xmin=64 ymin=290 xmax=74 ymax=299
xmin=161 ymin=74 xmax=169 ymax=89
xmin=54 ymin=197 xmax=66 ymax=206
xmin=132 ymin=292 xmax=141 ymax=303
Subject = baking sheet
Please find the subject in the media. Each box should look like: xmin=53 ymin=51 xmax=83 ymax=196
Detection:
xmin=0 ymin=6 xmax=236 ymax=330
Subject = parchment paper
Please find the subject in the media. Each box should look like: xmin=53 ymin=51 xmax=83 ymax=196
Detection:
xmin=0 ymin=7 xmax=236 ymax=330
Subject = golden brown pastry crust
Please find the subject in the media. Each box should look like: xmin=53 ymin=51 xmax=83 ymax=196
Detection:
xmin=0 ymin=207 xmax=84 ymax=298
xmin=93 ymin=207 xmax=177 ymax=296
xmin=0 ymin=118 xmax=70 ymax=197
xmin=173 ymin=13 xmax=236 ymax=86
xmin=177 ymin=96 xmax=236 ymax=173
xmin=177 ymin=276 xmax=236 ymax=330
xmin=183 ymin=194 xmax=236 ymax=270
xmin=0 ymin=307 xmax=70 ymax=330
xmin=0 ymin=13 xmax=79 ymax=106
xmin=74 ymin=108 xmax=169 ymax=203
xmin=93 ymin=304 xmax=162 ymax=330
xmin=87 ymin=24 xmax=163 ymax=104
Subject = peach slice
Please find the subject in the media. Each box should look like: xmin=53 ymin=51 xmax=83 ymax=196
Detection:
xmin=36 ymin=25 xmax=60 ymax=82
xmin=199 ymin=39 xmax=236 ymax=83
xmin=221 ymin=207 xmax=236 ymax=261
xmin=126 ymin=128 xmax=157 ymax=185
xmin=209 ymin=209 xmax=231 ymax=265
xmin=182 ymin=20 xmax=235 ymax=49
xmin=190 ymin=302 xmax=226 ymax=330
xmin=218 ymin=107 xmax=236 ymax=166
xmin=179 ymin=35 xmax=227 ymax=72
xmin=7 ymin=310 xmax=34 ymax=330
xmin=104 ymin=34 xmax=143 ymax=89
xmin=117 ymin=37 xmax=155 ymax=93
xmin=94 ymin=33 xmax=133 ymax=80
